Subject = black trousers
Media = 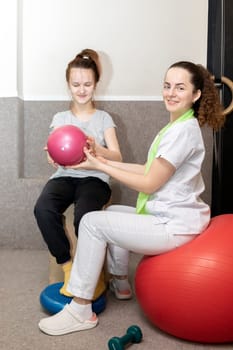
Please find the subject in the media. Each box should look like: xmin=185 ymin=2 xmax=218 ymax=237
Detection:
xmin=34 ymin=176 xmax=111 ymax=264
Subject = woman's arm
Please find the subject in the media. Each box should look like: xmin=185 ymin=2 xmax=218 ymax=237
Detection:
xmin=71 ymin=148 xmax=175 ymax=194
xmin=106 ymin=160 xmax=146 ymax=174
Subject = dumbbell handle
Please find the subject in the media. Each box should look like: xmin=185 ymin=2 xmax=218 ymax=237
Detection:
xmin=118 ymin=333 xmax=131 ymax=344
xmin=108 ymin=325 xmax=142 ymax=350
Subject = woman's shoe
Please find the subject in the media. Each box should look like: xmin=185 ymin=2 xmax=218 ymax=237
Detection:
xmin=109 ymin=279 xmax=132 ymax=300
xmin=38 ymin=304 xmax=98 ymax=336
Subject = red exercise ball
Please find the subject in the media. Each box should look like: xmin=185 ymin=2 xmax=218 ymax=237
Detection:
xmin=47 ymin=125 xmax=87 ymax=166
xmin=135 ymin=214 xmax=233 ymax=343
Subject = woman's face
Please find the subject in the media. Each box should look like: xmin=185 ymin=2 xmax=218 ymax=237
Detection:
xmin=163 ymin=67 xmax=201 ymax=119
xmin=68 ymin=68 xmax=96 ymax=106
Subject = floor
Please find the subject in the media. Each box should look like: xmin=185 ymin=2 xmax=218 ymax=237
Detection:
xmin=1 ymin=249 xmax=232 ymax=350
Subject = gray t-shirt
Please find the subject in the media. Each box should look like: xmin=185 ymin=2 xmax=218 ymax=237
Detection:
xmin=49 ymin=109 xmax=116 ymax=184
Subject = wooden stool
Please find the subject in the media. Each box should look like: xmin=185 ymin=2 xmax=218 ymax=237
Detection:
xmin=48 ymin=205 xmax=110 ymax=290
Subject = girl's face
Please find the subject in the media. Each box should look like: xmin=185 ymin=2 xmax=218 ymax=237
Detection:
xmin=68 ymin=68 xmax=96 ymax=106
xmin=162 ymin=67 xmax=201 ymax=119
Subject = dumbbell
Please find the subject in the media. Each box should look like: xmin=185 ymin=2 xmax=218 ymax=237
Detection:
xmin=108 ymin=325 xmax=143 ymax=350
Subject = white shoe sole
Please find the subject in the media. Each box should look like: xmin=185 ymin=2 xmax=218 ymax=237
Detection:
xmin=38 ymin=304 xmax=98 ymax=336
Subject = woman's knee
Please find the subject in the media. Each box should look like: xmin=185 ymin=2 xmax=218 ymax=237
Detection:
xmin=106 ymin=205 xmax=135 ymax=213
xmin=79 ymin=211 xmax=104 ymax=237
xmin=80 ymin=212 xmax=94 ymax=229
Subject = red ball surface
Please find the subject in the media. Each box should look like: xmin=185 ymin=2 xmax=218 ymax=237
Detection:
xmin=135 ymin=214 xmax=233 ymax=343
xmin=47 ymin=125 xmax=87 ymax=166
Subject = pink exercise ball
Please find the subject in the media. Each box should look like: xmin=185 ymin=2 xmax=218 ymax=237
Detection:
xmin=135 ymin=214 xmax=233 ymax=343
xmin=47 ymin=125 xmax=87 ymax=166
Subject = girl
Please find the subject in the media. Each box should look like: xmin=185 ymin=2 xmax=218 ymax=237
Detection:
xmin=34 ymin=49 xmax=123 ymax=300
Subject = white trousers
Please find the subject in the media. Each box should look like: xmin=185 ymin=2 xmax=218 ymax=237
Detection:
xmin=68 ymin=205 xmax=196 ymax=299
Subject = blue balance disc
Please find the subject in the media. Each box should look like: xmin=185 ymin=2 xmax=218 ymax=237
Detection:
xmin=40 ymin=282 xmax=107 ymax=315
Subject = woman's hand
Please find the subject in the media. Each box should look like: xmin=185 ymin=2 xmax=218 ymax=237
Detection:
xmin=66 ymin=147 xmax=107 ymax=170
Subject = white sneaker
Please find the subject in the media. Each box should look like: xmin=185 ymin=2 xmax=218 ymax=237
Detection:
xmin=109 ymin=279 xmax=132 ymax=300
xmin=38 ymin=304 xmax=98 ymax=336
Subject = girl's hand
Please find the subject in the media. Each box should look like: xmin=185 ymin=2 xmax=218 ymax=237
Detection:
xmin=44 ymin=146 xmax=58 ymax=168
xmin=86 ymin=136 xmax=96 ymax=156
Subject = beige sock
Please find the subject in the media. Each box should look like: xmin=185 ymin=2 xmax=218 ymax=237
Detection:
xmin=59 ymin=261 xmax=73 ymax=297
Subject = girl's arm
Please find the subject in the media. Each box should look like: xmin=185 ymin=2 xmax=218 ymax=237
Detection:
xmin=88 ymin=127 xmax=122 ymax=162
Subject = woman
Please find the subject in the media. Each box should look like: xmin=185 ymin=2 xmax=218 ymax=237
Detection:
xmin=38 ymin=61 xmax=224 ymax=335
xmin=34 ymin=48 xmax=124 ymax=300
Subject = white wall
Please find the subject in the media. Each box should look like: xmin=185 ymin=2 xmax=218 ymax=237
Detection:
xmin=0 ymin=0 xmax=17 ymax=97
xmin=1 ymin=0 xmax=209 ymax=100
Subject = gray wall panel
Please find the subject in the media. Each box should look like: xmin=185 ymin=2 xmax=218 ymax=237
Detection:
xmin=0 ymin=98 xmax=213 ymax=248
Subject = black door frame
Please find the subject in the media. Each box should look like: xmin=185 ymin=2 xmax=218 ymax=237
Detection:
xmin=207 ymin=0 xmax=233 ymax=216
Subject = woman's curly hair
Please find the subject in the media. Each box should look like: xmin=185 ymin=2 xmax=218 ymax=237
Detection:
xmin=169 ymin=61 xmax=225 ymax=131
